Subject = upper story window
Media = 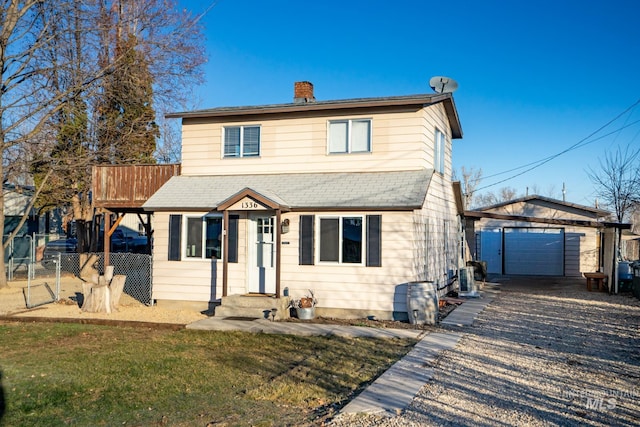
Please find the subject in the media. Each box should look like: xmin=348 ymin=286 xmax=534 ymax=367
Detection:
xmin=434 ymin=128 xmax=446 ymax=174
xmin=223 ymin=125 xmax=260 ymax=158
xmin=185 ymin=215 xmax=223 ymax=259
xmin=328 ymin=119 xmax=371 ymax=154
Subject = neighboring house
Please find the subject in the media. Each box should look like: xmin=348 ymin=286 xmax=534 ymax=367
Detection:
xmin=143 ymin=81 xmax=463 ymax=320
xmin=3 ymin=184 xmax=59 ymax=269
xmin=4 ymin=185 xmax=39 ymax=235
xmin=465 ymin=195 xmax=613 ymax=277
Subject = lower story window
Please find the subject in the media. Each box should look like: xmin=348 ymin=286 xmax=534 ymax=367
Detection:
xmin=319 ymin=216 xmax=363 ymax=264
xmin=186 ymin=216 xmax=222 ymax=259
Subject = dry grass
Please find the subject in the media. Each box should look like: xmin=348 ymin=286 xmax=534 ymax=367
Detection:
xmin=0 ymin=321 xmax=416 ymax=426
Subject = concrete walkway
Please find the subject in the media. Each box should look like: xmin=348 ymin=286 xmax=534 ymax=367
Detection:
xmin=187 ymin=288 xmax=497 ymax=417
xmin=339 ymin=288 xmax=497 ymax=416
xmin=340 ymin=331 xmax=462 ymax=415
xmin=440 ymin=285 xmax=500 ymax=327
xmin=187 ymin=317 xmax=425 ymax=339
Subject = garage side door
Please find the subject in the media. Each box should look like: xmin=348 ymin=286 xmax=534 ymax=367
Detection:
xmin=504 ymin=228 xmax=564 ymax=276
xmin=479 ymin=229 xmax=503 ymax=274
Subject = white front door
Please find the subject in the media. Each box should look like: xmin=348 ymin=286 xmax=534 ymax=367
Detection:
xmin=248 ymin=214 xmax=276 ymax=294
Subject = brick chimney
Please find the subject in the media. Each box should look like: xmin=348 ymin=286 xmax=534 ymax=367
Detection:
xmin=294 ymin=81 xmax=315 ymax=103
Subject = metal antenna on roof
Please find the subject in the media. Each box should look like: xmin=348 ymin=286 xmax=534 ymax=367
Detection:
xmin=429 ymin=76 xmax=459 ymax=94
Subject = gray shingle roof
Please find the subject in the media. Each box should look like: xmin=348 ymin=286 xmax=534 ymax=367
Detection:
xmin=143 ymin=169 xmax=433 ymax=211
xmin=165 ymin=93 xmax=462 ymax=140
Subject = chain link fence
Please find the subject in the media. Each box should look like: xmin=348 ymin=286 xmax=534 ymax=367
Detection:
xmin=46 ymin=252 xmax=153 ymax=306
xmin=25 ymin=256 xmax=62 ymax=308
xmin=5 ymin=234 xmax=153 ymax=308
xmin=110 ymin=253 xmax=153 ymax=306
xmin=4 ymin=234 xmax=65 ymax=281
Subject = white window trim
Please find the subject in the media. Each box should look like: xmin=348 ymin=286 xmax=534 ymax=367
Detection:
xmin=183 ymin=214 xmax=224 ymax=261
xmin=434 ymin=128 xmax=446 ymax=174
xmin=316 ymin=215 xmax=365 ymax=265
xmin=327 ymin=119 xmax=372 ymax=154
xmin=222 ymin=125 xmax=261 ymax=158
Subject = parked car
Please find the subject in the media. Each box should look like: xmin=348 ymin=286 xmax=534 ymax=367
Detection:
xmin=41 ymin=238 xmax=78 ymax=271
xmin=41 ymin=229 xmax=150 ymax=271
xmin=110 ymin=228 xmax=150 ymax=254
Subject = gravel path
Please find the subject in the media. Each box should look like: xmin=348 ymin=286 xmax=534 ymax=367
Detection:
xmin=330 ymin=277 xmax=640 ymax=426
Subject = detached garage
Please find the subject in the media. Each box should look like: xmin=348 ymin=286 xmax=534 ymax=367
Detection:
xmin=504 ymin=228 xmax=564 ymax=276
xmin=465 ymin=196 xmax=610 ymax=277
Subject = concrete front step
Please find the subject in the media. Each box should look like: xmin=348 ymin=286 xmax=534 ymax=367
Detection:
xmin=221 ymin=294 xmax=280 ymax=308
xmin=215 ymin=306 xmax=277 ymax=320
xmin=216 ymin=294 xmax=291 ymax=320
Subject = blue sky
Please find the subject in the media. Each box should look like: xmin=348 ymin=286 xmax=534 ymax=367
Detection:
xmin=178 ymin=0 xmax=640 ymax=207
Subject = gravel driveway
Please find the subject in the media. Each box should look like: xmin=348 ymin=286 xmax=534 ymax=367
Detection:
xmin=330 ymin=277 xmax=640 ymax=426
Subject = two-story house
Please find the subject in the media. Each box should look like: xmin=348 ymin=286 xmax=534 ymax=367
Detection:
xmin=143 ymin=82 xmax=463 ymax=320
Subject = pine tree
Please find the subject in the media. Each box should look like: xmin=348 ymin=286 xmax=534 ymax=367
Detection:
xmin=96 ymin=2 xmax=159 ymax=165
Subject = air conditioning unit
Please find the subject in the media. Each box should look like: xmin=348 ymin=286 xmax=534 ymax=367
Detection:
xmin=458 ymin=266 xmax=479 ymax=297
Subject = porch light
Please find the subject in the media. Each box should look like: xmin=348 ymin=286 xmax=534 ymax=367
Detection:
xmin=281 ymin=219 xmax=290 ymax=234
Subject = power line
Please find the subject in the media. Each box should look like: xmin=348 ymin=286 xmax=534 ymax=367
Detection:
xmin=475 ymin=98 xmax=640 ymax=192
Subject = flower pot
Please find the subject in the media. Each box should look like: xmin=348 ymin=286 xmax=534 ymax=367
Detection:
xmin=296 ymin=307 xmax=315 ymax=320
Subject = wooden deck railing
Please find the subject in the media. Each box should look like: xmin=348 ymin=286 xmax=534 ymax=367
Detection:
xmin=92 ymin=164 xmax=180 ymax=209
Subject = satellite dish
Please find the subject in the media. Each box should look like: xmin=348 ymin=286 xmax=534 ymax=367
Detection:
xmin=429 ymin=76 xmax=459 ymax=93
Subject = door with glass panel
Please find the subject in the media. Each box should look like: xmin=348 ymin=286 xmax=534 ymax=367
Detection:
xmin=248 ymin=214 xmax=276 ymax=294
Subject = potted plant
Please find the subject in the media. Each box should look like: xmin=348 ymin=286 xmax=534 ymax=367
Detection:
xmin=290 ymin=290 xmax=317 ymax=320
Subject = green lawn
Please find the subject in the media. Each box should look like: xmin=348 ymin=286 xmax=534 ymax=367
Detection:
xmin=0 ymin=321 xmax=416 ymax=426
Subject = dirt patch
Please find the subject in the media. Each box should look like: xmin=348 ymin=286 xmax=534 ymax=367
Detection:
xmin=0 ymin=276 xmax=207 ymax=325
xmin=281 ymin=302 xmax=459 ymax=330
xmin=1 ymin=276 xmax=458 ymax=328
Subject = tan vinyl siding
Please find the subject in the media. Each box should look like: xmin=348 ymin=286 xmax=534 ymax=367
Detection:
xmin=420 ymin=104 xmax=454 ymax=180
xmin=152 ymin=99 xmax=462 ymax=318
xmin=280 ymin=211 xmax=416 ymax=314
xmin=152 ymin=211 xmax=248 ymax=302
xmin=180 ymin=105 xmax=452 ymax=175
xmin=412 ymin=168 xmax=460 ymax=292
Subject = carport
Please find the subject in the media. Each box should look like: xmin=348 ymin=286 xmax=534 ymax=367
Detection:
xmin=464 ymin=208 xmax=631 ymax=292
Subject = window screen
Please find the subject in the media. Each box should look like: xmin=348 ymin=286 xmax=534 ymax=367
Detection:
xmin=351 ymin=120 xmax=371 ymax=152
xmin=329 ymin=121 xmax=348 ymax=153
xmin=186 ymin=217 xmax=203 ymax=258
xmin=224 ymin=127 xmax=241 ymax=157
xmin=319 ymin=218 xmax=340 ymax=262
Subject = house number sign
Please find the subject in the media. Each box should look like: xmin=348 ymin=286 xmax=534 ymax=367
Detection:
xmin=241 ymin=201 xmax=259 ymax=209
xmin=228 ymin=197 xmax=267 ymax=211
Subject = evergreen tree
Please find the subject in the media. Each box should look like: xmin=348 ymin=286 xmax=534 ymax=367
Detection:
xmin=98 ymin=33 xmax=159 ymax=164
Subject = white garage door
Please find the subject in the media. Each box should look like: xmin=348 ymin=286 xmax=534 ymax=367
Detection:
xmin=504 ymin=228 xmax=564 ymax=276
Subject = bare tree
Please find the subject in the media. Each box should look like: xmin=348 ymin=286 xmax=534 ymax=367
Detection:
xmin=455 ymin=166 xmax=483 ymax=209
xmin=155 ymin=118 xmax=182 ymax=163
xmin=0 ymin=1 xmax=90 ymax=288
xmin=473 ymin=186 xmax=521 ymax=208
xmin=587 ymin=145 xmax=640 ymax=223
xmin=499 ymin=186 xmax=518 ymax=202
xmin=0 ymin=0 xmax=206 ymax=288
